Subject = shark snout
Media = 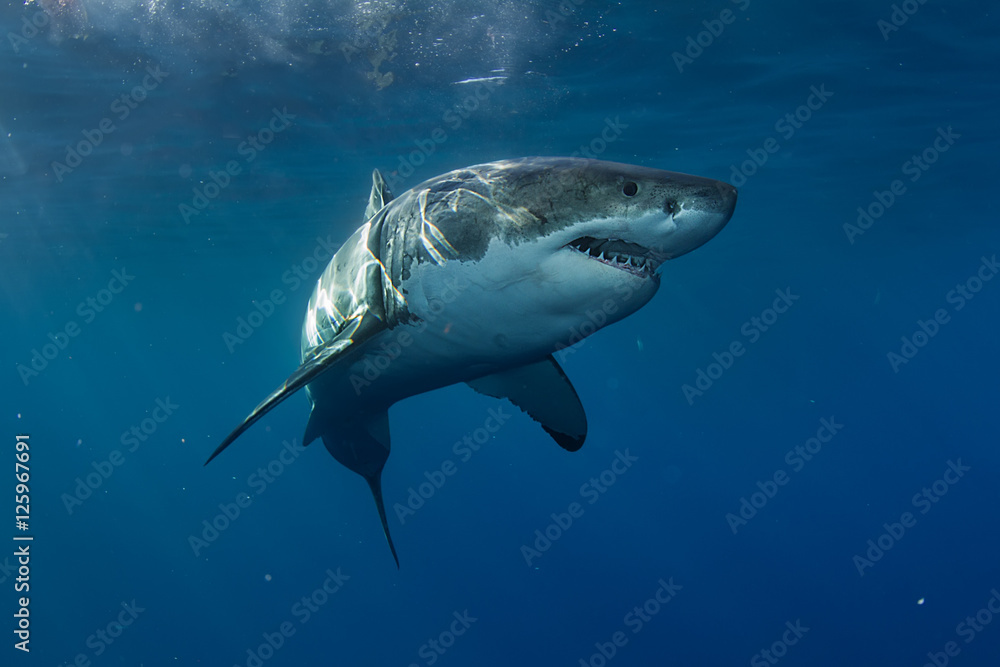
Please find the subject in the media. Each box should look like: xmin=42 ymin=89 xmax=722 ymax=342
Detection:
xmin=661 ymin=178 xmax=737 ymax=259
xmin=715 ymin=181 xmax=739 ymax=216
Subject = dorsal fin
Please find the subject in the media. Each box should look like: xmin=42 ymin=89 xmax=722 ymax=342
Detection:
xmin=364 ymin=169 xmax=394 ymax=222
xmin=467 ymin=355 xmax=587 ymax=452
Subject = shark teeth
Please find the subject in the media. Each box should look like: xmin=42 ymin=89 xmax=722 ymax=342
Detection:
xmin=566 ymin=236 xmax=664 ymax=277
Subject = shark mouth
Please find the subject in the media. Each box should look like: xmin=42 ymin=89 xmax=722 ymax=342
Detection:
xmin=566 ymin=236 xmax=665 ymax=277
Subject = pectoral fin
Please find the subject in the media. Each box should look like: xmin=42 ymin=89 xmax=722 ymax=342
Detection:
xmin=467 ymin=355 xmax=587 ymax=451
xmin=206 ymin=311 xmax=386 ymax=465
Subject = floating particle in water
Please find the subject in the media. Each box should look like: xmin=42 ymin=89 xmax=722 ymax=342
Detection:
xmin=917 ymin=598 xmax=925 ymax=605
xmin=265 ymin=574 xmax=272 ymax=582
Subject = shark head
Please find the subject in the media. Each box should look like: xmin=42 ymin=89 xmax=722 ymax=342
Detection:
xmin=396 ymin=157 xmax=737 ymax=346
xmin=495 ymin=157 xmax=736 ymax=302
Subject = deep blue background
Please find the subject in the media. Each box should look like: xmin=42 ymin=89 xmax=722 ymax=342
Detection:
xmin=2 ymin=1 xmax=998 ymax=665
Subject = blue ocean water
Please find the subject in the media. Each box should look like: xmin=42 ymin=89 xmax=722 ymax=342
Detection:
xmin=2 ymin=1 xmax=999 ymax=665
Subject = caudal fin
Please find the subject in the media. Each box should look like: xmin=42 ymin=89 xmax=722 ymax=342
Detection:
xmin=366 ymin=475 xmax=400 ymax=569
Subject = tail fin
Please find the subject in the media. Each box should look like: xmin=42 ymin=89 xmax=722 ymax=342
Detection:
xmin=307 ymin=406 xmax=400 ymax=568
xmin=366 ymin=474 xmax=400 ymax=568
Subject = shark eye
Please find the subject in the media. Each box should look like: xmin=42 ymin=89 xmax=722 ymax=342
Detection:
xmin=622 ymin=181 xmax=638 ymax=197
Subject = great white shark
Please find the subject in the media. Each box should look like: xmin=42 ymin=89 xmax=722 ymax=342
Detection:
xmin=206 ymin=157 xmax=737 ymax=567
